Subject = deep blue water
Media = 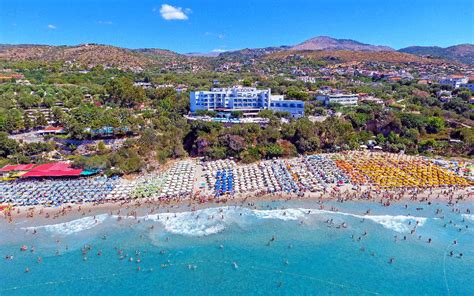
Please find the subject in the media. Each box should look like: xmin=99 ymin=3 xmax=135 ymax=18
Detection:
xmin=1 ymin=201 xmax=473 ymax=295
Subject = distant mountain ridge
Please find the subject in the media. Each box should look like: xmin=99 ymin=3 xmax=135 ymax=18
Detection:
xmin=131 ymin=48 xmax=179 ymax=58
xmin=218 ymin=46 xmax=291 ymax=59
xmin=0 ymin=36 xmax=471 ymax=68
xmin=291 ymin=36 xmax=394 ymax=52
xmin=0 ymin=43 xmax=182 ymax=69
xmin=185 ymin=52 xmax=221 ymax=57
xmin=266 ymin=49 xmax=433 ymax=64
xmin=399 ymin=44 xmax=474 ymax=65
xmin=0 ymin=44 xmax=152 ymax=69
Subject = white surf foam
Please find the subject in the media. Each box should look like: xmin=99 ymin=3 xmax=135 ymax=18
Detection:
xmin=143 ymin=211 xmax=227 ymax=236
xmin=462 ymin=214 xmax=474 ymax=222
xmin=356 ymin=214 xmax=426 ymax=233
xmin=139 ymin=207 xmax=310 ymax=237
xmin=135 ymin=206 xmax=428 ymax=237
xmin=252 ymin=208 xmax=309 ymax=221
xmin=314 ymin=209 xmax=427 ymax=233
xmin=23 ymin=214 xmax=108 ymax=235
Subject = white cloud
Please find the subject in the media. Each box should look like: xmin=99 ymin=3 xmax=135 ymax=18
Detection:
xmin=159 ymin=4 xmax=189 ymax=20
xmin=211 ymin=49 xmax=228 ymax=53
xmin=97 ymin=20 xmax=113 ymax=25
xmin=47 ymin=24 xmax=57 ymax=29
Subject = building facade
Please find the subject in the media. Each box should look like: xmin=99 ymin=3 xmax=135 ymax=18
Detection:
xmin=439 ymin=76 xmax=469 ymax=89
xmin=460 ymin=83 xmax=474 ymax=92
xmin=190 ymin=86 xmax=304 ymax=118
xmin=316 ymin=94 xmax=359 ymax=106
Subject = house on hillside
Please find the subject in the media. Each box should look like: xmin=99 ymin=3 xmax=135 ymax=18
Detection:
xmin=439 ymin=75 xmax=468 ymax=88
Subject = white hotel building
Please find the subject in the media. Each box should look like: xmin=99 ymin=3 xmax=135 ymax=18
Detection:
xmin=190 ymin=86 xmax=305 ymax=118
xmin=316 ymin=94 xmax=359 ymax=106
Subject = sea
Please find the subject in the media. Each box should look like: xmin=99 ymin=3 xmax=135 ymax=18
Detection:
xmin=0 ymin=200 xmax=473 ymax=296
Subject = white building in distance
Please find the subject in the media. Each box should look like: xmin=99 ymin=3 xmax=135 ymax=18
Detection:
xmin=439 ymin=75 xmax=469 ymax=88
xmin=316 ymin=94 xmax=359 ymax=106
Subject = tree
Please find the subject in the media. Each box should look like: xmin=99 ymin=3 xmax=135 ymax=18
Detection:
xmin=23 ymin=142 xmax=53 ymax=156
xmin=105 ymin=77 xmax=146 ymax=107
xmin=263 ymin=143 xmax=284 ymax=158
xmin=51 ymin=107 xmax=66 ymax=125
xmin=97 ymin=141 xmax=107 ymax=153
xmin=23 ymin=113 xmax=32 ymax=131
xmin=35 ymin=113 xmax=48 ymax=127
xmin=426 ymin=117 xmax=445 ymax=134
xmin=242 ymin=79 xmax=252 ymax=87
xmin=286 ymin=86 xmax=309 ymax=101
xmin=257 ymin=109 xmax=276 ymax=119
xmin=110 ymin=148 xmax=143 ymax=174
xmin=0 ymin=132 xmax=19 ymax=158
xmin=277 ymin=139 xmax=297 ymax=157
xmin=375 ymin=134 xmax=386 ymax=145
xmin=456 ymin=90 xmax=472 ymax=101
xmin=1 ymin=109 xmax=24 ymax=132
xmin=230 ymin=111 xmax=244 ymax=118
xmin=404 ymin=128 xmax=420 ymax=143
xmin=400 ymin=113 xmax=427 ymax=130
xmin=74 ymin=155 xmax=110 ymax=170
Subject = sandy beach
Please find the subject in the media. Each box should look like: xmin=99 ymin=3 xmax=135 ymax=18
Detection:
xmin=4 ymin=184 xmax=472 ymax=228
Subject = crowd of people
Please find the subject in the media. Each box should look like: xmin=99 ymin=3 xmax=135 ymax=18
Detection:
xmin=0 ymin=152 xmax=472 ymax=208
xmin=335 ymin=152 xmax=472 ymax=188
xmin=132 ymin=161 xmax=196 ymax=200
xmin=0 ymin=176 xmax=132 ymax=207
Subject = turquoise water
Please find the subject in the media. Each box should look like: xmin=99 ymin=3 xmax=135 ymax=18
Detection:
xmin=1 ymin=201 xmax=473 ymax=295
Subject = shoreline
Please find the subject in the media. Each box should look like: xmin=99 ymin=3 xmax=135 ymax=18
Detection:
xmin=3 ymin=185 xmax=473 ymax=227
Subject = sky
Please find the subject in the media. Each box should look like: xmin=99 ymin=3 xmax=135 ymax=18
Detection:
xmin=0 ymin=0 xmax=473 ymax=53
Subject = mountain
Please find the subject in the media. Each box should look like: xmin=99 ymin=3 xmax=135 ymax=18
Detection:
xmin=292 ymin=36 xmax=394 ymax=52
xmin=0 ymin=44 xmax=166 ymax=69
xmin=131 ymin=48 xmax=179 ymax=58
xmin=399 ymin=44 xmax=474 ymax=65
xmin=266 ymin=49 xmax=435 ymax=64
xmin=217 ymin=46 xmax=290 ymax=59
xmin=0 ymin=37 xmax=462 ymax=70
xmin=185 ymin=52 xmax=221 ymax=57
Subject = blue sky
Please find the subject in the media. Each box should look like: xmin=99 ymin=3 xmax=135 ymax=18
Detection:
xmin=0 ymin=0 xmax=473 ymax=53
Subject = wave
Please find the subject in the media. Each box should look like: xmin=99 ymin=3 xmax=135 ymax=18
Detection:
xmin=355 ymin=214 xmax=426 ymax=233
xmin=139 ymin=207 xmax=311 ymax=237
xmin=252 ymin=208 xmax=308 ymax=221
xmin=320 ymin=210 xmax=427 ymax=233
xmin=137 ymin=206 xmax=427 ymax=237
xmin=462 ymin=214 xmax=474 ymax=222
xmin=23 ymin=214 xmax=108 ymax=235
xmin=143 ymin=211 xmax=226 ymax=237
xmin=20 ymin=206 xmax=429 ymax=237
